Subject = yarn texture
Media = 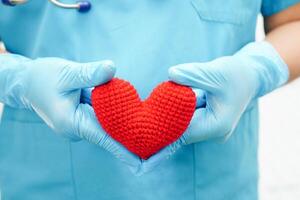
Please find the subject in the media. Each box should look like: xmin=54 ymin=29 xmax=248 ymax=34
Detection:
xmin=92 ymin=78 xmax=196 ymax=159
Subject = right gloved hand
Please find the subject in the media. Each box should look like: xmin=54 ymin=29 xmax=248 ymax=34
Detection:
xmin=0 ymin=54 xmax=144 ymax=174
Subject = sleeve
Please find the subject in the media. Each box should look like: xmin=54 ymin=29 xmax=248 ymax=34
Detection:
xmin=261 ymin=0 xmax=300 ymax=17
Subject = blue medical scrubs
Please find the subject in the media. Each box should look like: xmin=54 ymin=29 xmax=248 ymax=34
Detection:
xmin=0 ymin=0 xmax=299 ymax=199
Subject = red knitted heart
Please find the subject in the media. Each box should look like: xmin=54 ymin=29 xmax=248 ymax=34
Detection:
xmin=91 ymin=78 xmax=196 ymax=159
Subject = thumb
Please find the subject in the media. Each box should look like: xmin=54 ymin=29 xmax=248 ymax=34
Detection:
xmin=168 ymin=62 xmax=221 ymax=93
xmin=62 ymin=60 xmax=116 ymax=90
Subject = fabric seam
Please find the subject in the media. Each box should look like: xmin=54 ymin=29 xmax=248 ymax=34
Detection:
xmin=193 ymin=144 xmax=197 ymax=200
xmin=69 ymin=142 xmax=79 ymax=200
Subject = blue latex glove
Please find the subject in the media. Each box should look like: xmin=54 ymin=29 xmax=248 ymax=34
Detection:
xmin=0 ymin=54 xmax=146 ymax=174
xmin=143 ymin=41 xmax=289 ymax=168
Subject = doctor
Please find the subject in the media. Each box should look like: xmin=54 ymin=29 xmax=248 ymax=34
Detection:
xmin=0 ymin=0 xmax=300 ymax=199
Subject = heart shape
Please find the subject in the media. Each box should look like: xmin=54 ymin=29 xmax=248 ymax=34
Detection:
xmin=91 ymin=78 xmax=196 ymax=159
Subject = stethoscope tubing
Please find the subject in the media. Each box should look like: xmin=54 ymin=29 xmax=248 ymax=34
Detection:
xmin=2 ymin=0 xmax=91 ymax=12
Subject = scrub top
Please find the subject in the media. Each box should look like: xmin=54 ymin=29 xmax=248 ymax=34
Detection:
xmin=0 ymin=0 xmax=299 ymax=200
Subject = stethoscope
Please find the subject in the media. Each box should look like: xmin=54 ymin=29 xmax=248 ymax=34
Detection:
xmin=2 ymin=0 xmax=91 ymax=12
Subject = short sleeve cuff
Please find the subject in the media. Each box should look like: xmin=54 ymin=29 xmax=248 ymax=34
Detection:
xmin=262 ymin=0 xmax=300 ymax=16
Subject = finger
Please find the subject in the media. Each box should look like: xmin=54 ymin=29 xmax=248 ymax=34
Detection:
xmin=183 ymin=108 xmax=217 ymax=144
xmin=104 ymin=139 xmax=143 ymax=175
xmin=73 ymin=104 xmax=143 ymax=174
xmin=62 ymin=60 xmax=116 ymax=90
xmin=192 ymin=88 xmax=206 ymax=108
xmin=183 ymin=104 xmax=234 ymax=144
xmin=168 ymin=63 xmax=220 ymax=93
xmin=137 ymin=151 xmax=169 ymax=175
xmin=138 ymin=139 xmax=183 ymax=175
xmin=80 ymin=88 xmax=92 ymax=105
xmin=72 ymin=103 xmax=105 ymax=144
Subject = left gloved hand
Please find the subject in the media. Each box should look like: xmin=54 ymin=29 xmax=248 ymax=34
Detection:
xmin=141 ymin=41 xmax=289 ymax=169
xmin=0 ymin=54 xmax=145 ymax=175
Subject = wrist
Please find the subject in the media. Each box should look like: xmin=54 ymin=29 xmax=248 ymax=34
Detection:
xmin=235 ymin=41 xmax=289 ymax=98
xmin=0 ymin=54 xmax=31 ymax=109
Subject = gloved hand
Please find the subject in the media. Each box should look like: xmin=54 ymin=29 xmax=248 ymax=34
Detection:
xmin=0 ymin=54 xmax=144 ymax=174
xmin=142 ymin=41 xmax=289 ymax=167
